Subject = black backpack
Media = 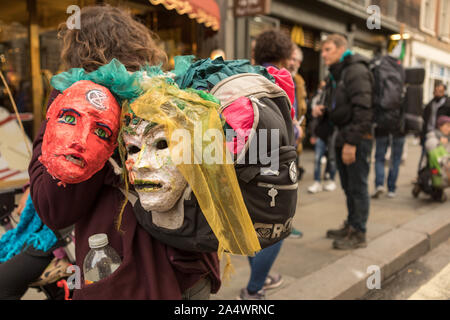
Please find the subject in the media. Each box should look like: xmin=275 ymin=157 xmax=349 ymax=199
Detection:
xmin=370 ymin=55 xmax=405 ymax=133
xmin=131 ymin=73 xmax=298 ymax=252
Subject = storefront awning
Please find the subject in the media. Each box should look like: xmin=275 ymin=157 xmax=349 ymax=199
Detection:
xmin=149 ymin=0 xmax=220 ymax=31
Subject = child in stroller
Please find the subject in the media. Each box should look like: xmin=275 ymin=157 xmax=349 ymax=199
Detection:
xmin=413 ymin=115 xmax=450 ymax=202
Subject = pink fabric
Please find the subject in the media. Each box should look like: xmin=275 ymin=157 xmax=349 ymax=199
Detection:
xmin=222 ymin=96 xmax=254 ymax=155
xmin=52 ymin=247 xmax=67 ymax=259
xmin=266 ymin=66 xmax=296 ymax=120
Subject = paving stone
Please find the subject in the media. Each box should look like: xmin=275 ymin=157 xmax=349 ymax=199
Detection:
xmin=353 ymin=228 xmax=428 ymax=281
xmin=401 ymin=205 xmax=450 ymax=250
xmin=270 ymin=254 xmax=377 ymax=300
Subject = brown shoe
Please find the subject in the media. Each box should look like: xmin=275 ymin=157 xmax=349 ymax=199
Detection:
xmin=332 ymin=226 xmax=367 ymax=250
xmin=326 ymin=221 xmax=350 ymax=240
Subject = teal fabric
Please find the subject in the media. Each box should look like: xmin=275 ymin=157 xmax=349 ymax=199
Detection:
xmin=0 ymin=195 xmax=58 ymax=263
xmin=339 ymin=49 xmax=354 ymax=62
xmin=50 ymin=58 xmax=145 ymax=103
xmin=174 ymin=56 xmax=275 ymax=91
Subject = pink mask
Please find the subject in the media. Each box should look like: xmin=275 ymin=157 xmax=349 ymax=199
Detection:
xmin=40 ymin=80 xmax=120 ymax=185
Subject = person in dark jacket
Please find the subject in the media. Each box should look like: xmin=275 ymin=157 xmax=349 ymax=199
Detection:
xmin=418 ymin=84 xmax=450 ymax=169
xmin=312 ymin=34 xmax=373 ymax=250
xmin=372 ymin=58 xmax=406 ymax=199
xmin=28 ymin=5 xmax=220 ymax=300
xmin=421 ymin=84 xmax=450 ymax=144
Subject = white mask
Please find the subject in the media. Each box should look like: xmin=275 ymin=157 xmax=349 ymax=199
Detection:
xmin=123 ymin=120 xmax=188 ymax=213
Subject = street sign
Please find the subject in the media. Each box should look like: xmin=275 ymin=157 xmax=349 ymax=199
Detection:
xmin=234 ymin=0 xmax=271 ymax=17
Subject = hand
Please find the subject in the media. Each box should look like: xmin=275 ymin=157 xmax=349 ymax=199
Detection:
xmin=297 ymin=125 xmax=303 ymax=141
xmin=312 ymin=105 xmax=325 ymax=118
xmin=15 ymin=187 xmax=30 ymax=217
xmin=342 ymin=143 xmax=356 ymax=165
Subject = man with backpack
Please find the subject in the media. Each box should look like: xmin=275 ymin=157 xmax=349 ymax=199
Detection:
xmin=312 ymin=34 xmax=373 ymax=250
xmin=371 ymin=55 xmax=406 ymax=199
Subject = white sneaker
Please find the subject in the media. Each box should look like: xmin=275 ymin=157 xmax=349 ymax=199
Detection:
xmin=387 ymin=192 xmax=396 ymax=198
xmin=324 ymin=181 xmax=337 ymax=191
xmin=372 ymin=186 xmax=385 ymax=199
xmin=308 ymin=181 xmax=323 ymax=193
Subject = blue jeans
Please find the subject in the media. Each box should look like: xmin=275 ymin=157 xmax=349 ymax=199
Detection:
xmin=246 ymin=240 xmax=283 ymax=293
xmin=314 ymin=138 xmax=336 ymax=182
xmin=375 ymin=135 xmax=405 ymax=193
xmin=336 ymin=139 xmax=373 ymax=233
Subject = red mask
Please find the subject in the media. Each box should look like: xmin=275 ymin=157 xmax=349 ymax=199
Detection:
xmin=40 ymin=80 xmax=120 ymax=185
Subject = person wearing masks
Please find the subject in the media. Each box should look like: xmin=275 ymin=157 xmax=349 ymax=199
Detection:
xmin=312 ymin=34 xmax=373 ymax=250
xmin=28 ymin=5 xmax=220 ymax=300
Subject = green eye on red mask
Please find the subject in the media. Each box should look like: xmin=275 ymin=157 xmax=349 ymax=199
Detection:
xmin=94 ymin=123 xmax=112 ymax=141
xmin=58 ymin=109 xmax=80 ymax=125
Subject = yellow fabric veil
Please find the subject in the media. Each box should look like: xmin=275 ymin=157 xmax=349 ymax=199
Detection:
xmin=129 ymin=76 xmax=261 ymax=259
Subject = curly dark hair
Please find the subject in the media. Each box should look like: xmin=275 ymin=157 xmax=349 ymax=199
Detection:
xmin=253 ymin=30 xmax=293 ymax=66
xmin=58 ymin=5 xmax=167 ymax=72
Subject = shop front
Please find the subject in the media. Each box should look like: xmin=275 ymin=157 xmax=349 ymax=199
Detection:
xmin=0 ymin=0 xmax=221 ymax=140
xmin=233 ymin=0 xmax=399 ymax=98
xmin=410 ymin=40 xmax=450 ymax=103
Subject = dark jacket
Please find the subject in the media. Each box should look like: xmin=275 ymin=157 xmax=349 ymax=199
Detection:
xmin=315 ymin=53 xmax=374 ymax=147
xmin=421 ymin=95 xmax=450 ymax=144
xmin=29 ymin=90 xmax=221 ymax=300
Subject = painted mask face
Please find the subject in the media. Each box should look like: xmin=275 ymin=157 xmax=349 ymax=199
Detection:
xmin=40 ymin=80 xmax=120 ymax=184
xmin=123 ymin=120 xmax=187 ymax=212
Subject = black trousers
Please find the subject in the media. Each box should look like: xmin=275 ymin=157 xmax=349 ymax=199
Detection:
xmin=0 ymin=247 xmax=54 ymax=300
xmin=335 ymin=139 xmax=373 ymax=233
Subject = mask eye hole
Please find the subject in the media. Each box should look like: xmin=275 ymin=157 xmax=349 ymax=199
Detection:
xmin=127 ymin=145 xmax=141 ymax=155
xmin=61 ymin=114 xmax=76 ymax=125
xmin=155 ymin=139 xmax=168 ymax=150
xmin=94 ymin=128 xmax=110 ymax=140
xmin=57 ymin=109 xmax=79 ymax=125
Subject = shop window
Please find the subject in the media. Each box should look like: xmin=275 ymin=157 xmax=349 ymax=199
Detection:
xmin=0 ymin=20 xmax=30 ymax=115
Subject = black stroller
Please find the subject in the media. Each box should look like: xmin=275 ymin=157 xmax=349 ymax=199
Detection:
xmin=412 ymin=155 xmax=447 ymax=203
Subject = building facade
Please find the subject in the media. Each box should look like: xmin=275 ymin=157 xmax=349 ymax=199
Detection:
xmin=222 ymin=0 xmax=450 ymax=101
xmin=227 ymin=0 xmax=401 ymax=97
xmin=400 ymin=0 xmax=450 ymax=102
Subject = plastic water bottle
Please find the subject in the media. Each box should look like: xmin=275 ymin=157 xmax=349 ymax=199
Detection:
xmin=83 ymin=233 xmax=121 ymax=284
